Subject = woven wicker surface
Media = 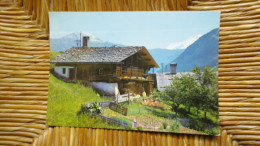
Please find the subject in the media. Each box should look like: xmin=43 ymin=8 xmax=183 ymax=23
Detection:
xmin=0 ymin=0 xmax=259 ymax=145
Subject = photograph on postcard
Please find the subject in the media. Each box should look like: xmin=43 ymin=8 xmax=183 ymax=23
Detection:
xmin=47 ymin=12 xmax=220 ymax=135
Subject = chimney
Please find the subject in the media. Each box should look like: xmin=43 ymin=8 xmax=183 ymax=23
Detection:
xmin=83 ymin=36 xmax=89 ymax=48
xmin=170 ymin=63 xmax=177 ymax=74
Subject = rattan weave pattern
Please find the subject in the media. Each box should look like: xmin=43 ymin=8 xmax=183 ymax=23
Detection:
xmin=0 ymin=0 xmax=259 ymax=145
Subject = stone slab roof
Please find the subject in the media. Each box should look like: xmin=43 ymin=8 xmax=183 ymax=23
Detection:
xmin=51 ymin=46 xmax=144 ymax=64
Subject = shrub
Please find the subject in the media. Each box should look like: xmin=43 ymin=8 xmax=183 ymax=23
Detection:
xmin=159 ymin=126 xmax=164 ymax=131
xmin=162 ymin=104 xmax=171 ymax=111
xmin=171 ymin=120 xmax=180 ymax=132
xmin=132 ymin=98 xmax=142 ymax=104
xmin=86 ymin=102 xmax=102 ymax=114
xmin=137 ymin=126 xmax=143 ymax=131
xmin=171 ymin=124 xmax=179 ymax=132
xmin=163 ymin=122 xmax=168 ymax=129
xmin=125 ymin=125 xmax=133 ymax=130
xmin=205 ymin=127 xmax=219 ymax=135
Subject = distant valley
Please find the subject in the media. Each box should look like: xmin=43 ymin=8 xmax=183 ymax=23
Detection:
xmin=148 ymin=49 xmax=184 ymax=72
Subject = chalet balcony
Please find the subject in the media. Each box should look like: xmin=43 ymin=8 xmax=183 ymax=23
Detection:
xmin=116 ymin=66 xmax=144 ymax=77
xmin=90 ymin=73 xmax=153 ymax=82
xmin=114 ymin=66 xmax=154 ymax=82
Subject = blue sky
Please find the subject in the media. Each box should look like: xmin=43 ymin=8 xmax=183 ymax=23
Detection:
xmin=50 ymin=12 xmax=220 ymax=50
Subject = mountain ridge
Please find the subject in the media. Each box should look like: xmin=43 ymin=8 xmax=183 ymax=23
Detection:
xmin=50 ymin=29 xmax=219 ymax=73
xmin=160 ymin=28 xmax=219 ymax=72
xmin=148 ymin=49 xmax=184 ymax=72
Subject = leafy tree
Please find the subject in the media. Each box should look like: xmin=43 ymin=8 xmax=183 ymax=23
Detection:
xmin=202 ymin=66 xmax=218 ymax=86
xmin=163 ymin=65 xmax=218 ymax=119
xmin=151 ymin=89 xmax=167 ymax=103
xmin=179 ymin=74 xmax=198 ymax=113
xmin=192 ymin=66 xmax=218 ymax=119
xmin=163 ymin=73 xmax=198 ymax=116
xmin=191 ymin=66 xmax=202 ymax=83
xmin=190 ymin=81 xmax=203 ymax=115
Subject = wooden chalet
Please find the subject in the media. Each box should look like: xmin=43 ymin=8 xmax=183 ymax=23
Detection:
xmin=51 ymin=36 xmax=159 ymax=96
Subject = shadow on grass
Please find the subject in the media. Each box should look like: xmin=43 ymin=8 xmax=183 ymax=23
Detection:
xmin=178 ymin=107 xmax=217 ymax=125
xmin=143 ymin=105 xmax=219 ymax=135
xmin=177 ymin=107 xmax=219 ymax=135
xmin=145 ymin=106 xmax=176 ymax=119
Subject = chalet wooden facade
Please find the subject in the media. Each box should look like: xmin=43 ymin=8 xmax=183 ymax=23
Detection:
xmin=51 ymin=36 xmax=159 ymax=96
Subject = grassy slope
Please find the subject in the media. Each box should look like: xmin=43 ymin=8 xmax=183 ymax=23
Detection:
xmin=102 ymin=101 xmax=219 ymax=134
xmin=47 ymin=71 xmax=218 ymax=134
xmin=50 ymin=50 xmax=61 ymax=69
xmin=47 ymin=74 xmax=115 ymax=127
xmin=178 ymin=105 xmax=219 ymax=135
xmin=102 ymin=103 xmax=174 ymax=131
xmin=50 ymin=50 xmax=61 ymax=60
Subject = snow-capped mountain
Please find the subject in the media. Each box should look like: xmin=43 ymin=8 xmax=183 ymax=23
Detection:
xmin=50 ymin=32 xmax=124 ymax=52
xmin=160 ymin=28 xmax=219 ymax=72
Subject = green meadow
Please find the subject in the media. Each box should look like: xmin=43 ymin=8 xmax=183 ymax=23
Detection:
xmin=47 ymin=74 xmax=116 ymax=128
xmin=47 ymin=63 xmax=219 ymax=135
xmin=101 ymin=100 xmax=219 ymax=134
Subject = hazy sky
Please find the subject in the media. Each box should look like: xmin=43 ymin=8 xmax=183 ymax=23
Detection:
xmin=50 ymin=12 xmax=220 ymax=50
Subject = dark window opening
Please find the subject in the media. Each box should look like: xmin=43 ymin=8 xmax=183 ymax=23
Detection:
xmin=122 ymin=66 xmax=127 ymax=74
xmin=99 ymin=68 xmax=103 ymax=75
xmin=62 ymin=68 xmax=66 ymax=74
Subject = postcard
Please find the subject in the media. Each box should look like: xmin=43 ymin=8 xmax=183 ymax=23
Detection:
xmin=47 ymin=11 xmax=220 ymax=135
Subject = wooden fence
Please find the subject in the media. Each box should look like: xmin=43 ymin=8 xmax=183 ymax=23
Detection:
xmin=95 ymin=114 xmax=129 ymax=128
xmin=83 ymin=109 xmax=129 ymax=128
xmin=98 ymin=101 xmax=111 ymax=108
xmin=120 ymin=92 xmax=133 ymax=99
xmin=109 ymin=102 xmax=128 ymax=116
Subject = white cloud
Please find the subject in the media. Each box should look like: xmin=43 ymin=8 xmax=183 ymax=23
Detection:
xmin=166 ymin=34 xmax=202 ymax=50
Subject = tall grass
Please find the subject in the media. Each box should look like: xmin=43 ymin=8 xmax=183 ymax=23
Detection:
xmin=47 ymin=74 xmax=112 ymax=127
xmin=50 ymin=50 xmax=61 ymax=61
xmin=50 ymin=50 xmax=61 ymax=69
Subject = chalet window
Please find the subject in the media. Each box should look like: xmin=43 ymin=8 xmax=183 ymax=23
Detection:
xmin=62 ymin=68 xmax=66 ymax=74
xmin=122 ymin=66 xmax=127 ymax=74
xmin=99 ymin=68 xmax=103 ymax=75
